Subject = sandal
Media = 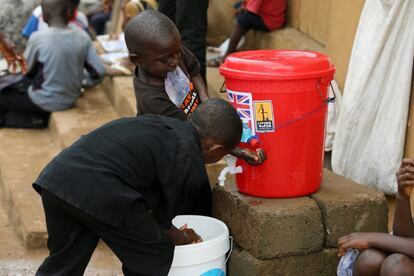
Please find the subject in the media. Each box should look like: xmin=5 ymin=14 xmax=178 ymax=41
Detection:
xmin=206 ymin=56 xmax=224 ymax=67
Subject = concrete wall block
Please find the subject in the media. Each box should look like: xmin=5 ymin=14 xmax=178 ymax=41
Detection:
xmin=206 ymin=67 xmax=226 ymax=99
xmin=298 ymin=0 xmax=330 ymax=45
xmin=325 ymin=0 xmax=365 ymax=90
xmin=286 ymin=0 xmax=302 ymax=29
xmin=213 ymin=182 xmax=324 ymax=259
xmin=311 ymin=170 xmax=388 ymax=248
xmin=207 ymin=0 xmax=239 ymax=46
xmin=205 ymin=160 xmax=231 ymax=188
xmin=228 ymin=245 xmax=339 ymax=276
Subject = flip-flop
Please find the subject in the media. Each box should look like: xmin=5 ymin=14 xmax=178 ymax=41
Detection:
xmin=206 ymin=56 xmax=224 ymax=67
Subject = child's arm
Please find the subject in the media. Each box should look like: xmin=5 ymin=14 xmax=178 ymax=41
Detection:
xmin=181 ymin=46 xmax=209 ymax=101
xmin=231 ymin=147 xmax=267 ymax=165
xmin=190 ymin=74 xmax=209 ymax=102
xmin=0 ymin=32 xmax=26 ymax=74
xmin=338 ymin=232 xmax=414 ymax=258
xmin=83 ymin=38 xmax=106 ymax=87
xmin=23 ymin=34 xmax=40 ymax=75
xmin=393 ymin=158 xmax=414 ymax=237
xmin=21 ymin=9 xmax=39 ymax=39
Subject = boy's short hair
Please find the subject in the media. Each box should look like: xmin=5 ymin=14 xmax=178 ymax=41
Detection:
xmin=189 ymin=99 xmax=242 ymax=149
xmin=42 ymin=0 xmax=71 ymax=24
xmin=124 ymin=10 xmax=179 ymax=54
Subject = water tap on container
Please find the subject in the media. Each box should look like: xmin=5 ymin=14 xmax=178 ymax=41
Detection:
xmin=218 ymin=154 xmax=243 ymax=186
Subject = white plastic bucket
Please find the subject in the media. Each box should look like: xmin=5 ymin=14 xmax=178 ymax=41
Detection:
xmin=168 ymin=215 xmax=231 ymax=276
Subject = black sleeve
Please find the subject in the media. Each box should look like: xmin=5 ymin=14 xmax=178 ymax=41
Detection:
xmin=155 ymin=144 xmax=210 ymax=229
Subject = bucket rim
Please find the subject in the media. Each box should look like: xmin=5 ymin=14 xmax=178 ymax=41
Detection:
xmin=219 ymin=49 xmax=336 ymax=80
xmin=173 ymin=215 xmax=229 ymax=250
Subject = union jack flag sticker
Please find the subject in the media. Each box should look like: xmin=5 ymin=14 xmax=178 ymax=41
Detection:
xmin=227 ymin=89 xmax=255 ymax=134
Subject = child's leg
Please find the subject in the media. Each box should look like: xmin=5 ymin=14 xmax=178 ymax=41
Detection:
xmin=90 ymin=210 xmax=174 ymax=276
xmin=224 ymin=18 xmax=247 ymax=57
xmin=354 ymin=248 xmax=387 ymax=276
xmin=380 ymin=253 xmax=414 ymax=275
xmin=0 ymin=87 xmax=49 ymax=128
xmin=37 ymin=189 xmax=100 ymax=276
xmin=90 ymin=12 xmax=112 ymax=36
xmin=40 ymin=189 xmax=174 ymax=275
xmin=225 ymin=11 xmax=270 ymax=57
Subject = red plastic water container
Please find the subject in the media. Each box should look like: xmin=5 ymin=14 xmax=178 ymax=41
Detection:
xmin=220 ymin=50 xmax=335 ymax=198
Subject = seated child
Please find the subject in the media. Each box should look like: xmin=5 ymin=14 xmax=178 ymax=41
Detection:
xmin=207 ymin=0 xmax=286 ymax=67
xmin=103 ymin=0 xmax=158 ymax=77
xmin=124 ymin=10 xmax=209 ymax=121
xmin=124 ymin=10 xmax=266 ymax=165
xmin=337 ymin=158 xmax=414 ymax=276
xmin=0 ymin=0 xmax=105 ymax=129
xmin=21 ymin=0 xmax=89 ymax=38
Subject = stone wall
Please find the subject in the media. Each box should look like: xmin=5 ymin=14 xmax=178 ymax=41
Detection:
xmin=212 ymin=170 xmax=387 ymax=275
xmin=207 ymin=0 xmax=366 ymax=90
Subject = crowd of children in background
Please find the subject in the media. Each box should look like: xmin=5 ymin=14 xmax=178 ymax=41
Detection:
xmin=0 ymin=0 xmax=104 ymax=128
xmin=1 ymin=0 xmax=413 ymax=275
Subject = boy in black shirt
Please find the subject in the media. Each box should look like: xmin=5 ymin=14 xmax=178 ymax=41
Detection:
xmin=34 ymin=98 xmax=242 ymax=275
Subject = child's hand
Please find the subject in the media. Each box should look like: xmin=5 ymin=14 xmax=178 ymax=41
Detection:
xmin=166 ymin=224 xmax=202 ymax=245
xmin=179 ymin=224 xmax=203 ymax=244
xmin=241 ymin=148 xmax=267 ymax=166
xmin=337 ymin=232 xmax=376 ymax=256
xmin=397 ymin=158 xmax=414 ymax=198
xmin=0 ymin=36 xmax=27 ymax=74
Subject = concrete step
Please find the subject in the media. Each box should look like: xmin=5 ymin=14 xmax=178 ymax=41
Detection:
xmin=102 ymin=76 xmax=136 ymax=118
xmin=242 ymin=25 xmax=326 ymax=53
xmin=49 ymin=85 xmax=119 ymax=148
xmin=0 ymin=84 xmax=119 ymax=249
xmin=0 ymin=186 xmax=121 ymax=274
xmin=0 ymin=128 xmax=59 ymax=248
xmin=213 ymin=169 xmax=387 ymax=275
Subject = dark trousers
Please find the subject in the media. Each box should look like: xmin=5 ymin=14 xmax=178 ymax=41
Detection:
xmin=0 ymin=77 xmax=49 ymax=128
xmin=158 ymin=0 xmax=209 ymax=82
xmin=36 ymin=189 xmax=174 ymax=276
xmin=89 ymin=12 xmax=112 ymax=35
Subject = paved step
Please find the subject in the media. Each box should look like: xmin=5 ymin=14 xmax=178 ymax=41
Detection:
xmin=0 ymin=128 xmax=59 ymax=248
xmin=0 ymin=84 xmax=120 ymax=249
xmin=49 ymin=85 xmax=119 ymax=148
xmin=103 ymin=77 xmax=137 ymax=118
xmin=242 ymin=26 xmax=325 ymax=53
